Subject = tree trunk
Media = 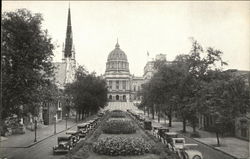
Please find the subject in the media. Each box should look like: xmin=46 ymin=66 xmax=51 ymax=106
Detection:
xmin=158 ymin=111 xmax=160 ymax=123
xmin=81 ymin=109 xmax=84 ymax=120
xmin=75 ymin=111 xmax=78 ymax=123
xmin=168 ymin=114 xmax=172 ymax=127
xmin=152 ymin=107 xmax=155 ymax=120
xmin=182 ymin=118 xmax=186 ymax=133
xmin=144 ymin=106 xmax=146 ymax=115
xmin=164 ymin=115 xmax=166 ymax=125
xmin=147 ymin=108 xmax=149 ymax=117
xmin=216 ymin=131 xmax=220 ymax=146
xmin=192 ymin=124 xmax=196 ymax=132
xmin=78 ymin=109 xmax=81 ymax=121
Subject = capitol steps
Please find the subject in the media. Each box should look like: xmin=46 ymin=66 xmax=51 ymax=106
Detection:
xmin=104 ymin=102 xmax=139 ymax=111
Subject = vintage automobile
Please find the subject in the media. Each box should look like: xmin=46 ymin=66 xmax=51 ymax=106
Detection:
xmin=172 ymin=138 xmax=203 ymax=159
xmin=152 ymin=125 xmax=161 ymax=137
xmin=158 ymin=127 xmax=169 ymax=138
xmin=77 ymin=123 xmax=89 ymax=138
xmin=97 ymin=112 xmax=104 ymax=117
xmin=66 ymin=130 xmax=80 ymax=145
xmin=144 ymin=120 xmax=152 ymax=130
xmin=87 ymin=119 xmax=96 ymax=128
xmin=182 ymin=149 xmax=203 ymax=159
xmin=53 ymin=135 xmax=73 ymax=154
xmin=164 ymin=132 xmax=178 ymax=147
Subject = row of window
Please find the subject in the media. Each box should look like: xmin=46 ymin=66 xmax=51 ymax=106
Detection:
xmin=108 ymin=80 xmax=127 ymax=90
xmin=107 ymin=62 xmax=128 ymax=69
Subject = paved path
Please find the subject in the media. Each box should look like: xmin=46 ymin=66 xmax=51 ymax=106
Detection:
xmin=0 ymin=119 xmax=76 ymax=148
xmin=0 ymin=116 xmax=96 ymax=159
xmin=147 ymin=114 xmax=249 ymax=159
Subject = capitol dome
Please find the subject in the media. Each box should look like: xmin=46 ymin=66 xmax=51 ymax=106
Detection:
xmin=105 ymin=41 xmax=130 ymax=73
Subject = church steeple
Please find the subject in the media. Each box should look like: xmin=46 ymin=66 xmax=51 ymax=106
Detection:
xmin=64 ymin=5 xmax=73 ymax=59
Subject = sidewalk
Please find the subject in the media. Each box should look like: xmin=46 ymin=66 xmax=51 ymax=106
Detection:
xmin=145 ymin=113 xmax=249 ymax=159
xmin=0 ymin=119 xmax=76 ymax=148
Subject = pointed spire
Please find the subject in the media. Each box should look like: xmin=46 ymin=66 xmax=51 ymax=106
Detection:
xmin=67 ymin=4 xmax=71 ymax=26
xmin=115 ymin=38 xmax=120 ymax=48
xmin=64 ymin=4 xmax=73 ymax=58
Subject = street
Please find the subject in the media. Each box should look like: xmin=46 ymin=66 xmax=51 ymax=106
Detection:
xmin=0 ymin=116 xmax=237 ymax=159
xmin=0 ymin=124 xmax=78 ymax=159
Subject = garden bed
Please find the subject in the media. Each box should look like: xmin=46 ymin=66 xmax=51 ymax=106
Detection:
xmin=64 ymin=110 xmax=178 ymax=159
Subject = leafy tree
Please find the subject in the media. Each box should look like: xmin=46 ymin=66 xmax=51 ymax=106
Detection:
xmin=200 ymin=70 xmax=250 ymax=135
xmin=65 ymin=66 xmax=108 ymax=121
xmin=2 ymin=9 xmax=55 ymax=119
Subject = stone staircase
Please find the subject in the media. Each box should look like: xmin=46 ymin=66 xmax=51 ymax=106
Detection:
xmin=104 ymin=102 xmax=140 ymax=111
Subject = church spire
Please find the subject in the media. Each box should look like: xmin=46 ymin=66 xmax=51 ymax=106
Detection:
xmin=64 ymin=5 xmax=73 ymax=58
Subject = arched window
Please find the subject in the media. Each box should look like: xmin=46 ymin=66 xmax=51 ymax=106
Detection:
xmin=116 ymin=95 xmax=119 ymax=100
xmin=123 ymin=95 xmax=126 ymax=101
xmin=109 ymin=95 xmax=112 ymax=100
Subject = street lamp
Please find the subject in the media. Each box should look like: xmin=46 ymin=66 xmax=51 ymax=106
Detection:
xmin=54 ymin=115 xmax=57 ymax=135
xmin=215 ymin=119 xmax=222 ymax=147
xmin=65 ymin=113 xmax=68 ymax=130
xmin=34 ymin=117 xmax=37 ymax=142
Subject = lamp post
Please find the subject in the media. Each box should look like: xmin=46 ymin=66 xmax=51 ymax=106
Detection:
xmin=34 ymin=117 xmax=37 ymax=142
xmin=65 ymin=113 xmax=68 ymax=130
xmin=54 ymin=115 xmax=57 ymax=135
xmin=215 ymin=119 xmax=222 ymax=147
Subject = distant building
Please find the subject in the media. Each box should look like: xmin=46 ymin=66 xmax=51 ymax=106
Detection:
xmin=42 ymin=6 xmax=76 ymax=124
xmin=104 ymin=41 xmax=143 ymax=102
xmin=143 ymin=53 xmax=169 ymax=82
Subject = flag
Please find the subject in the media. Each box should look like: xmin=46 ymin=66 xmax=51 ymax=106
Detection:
xmin=147 ymin=51 xmax=149 ymax=56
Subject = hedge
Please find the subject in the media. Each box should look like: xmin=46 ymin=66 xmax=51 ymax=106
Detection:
xmin=102 ymin=118 xmax=136 ymax=134
xmin=93 ymin=136 xmax=151 ymax=156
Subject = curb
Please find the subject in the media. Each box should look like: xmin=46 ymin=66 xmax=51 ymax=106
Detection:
xmin=181 ymin=133 xmax=239 ymax=159
xmin=0 ymin=123 xmax=77 ymax=149
xmin=147 ymin=116 xmax=239 ymax=159
xmin=26 ymin=123 xmax=77 ymax=148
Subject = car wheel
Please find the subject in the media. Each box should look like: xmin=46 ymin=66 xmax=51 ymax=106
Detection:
xmin=193 ymin=155 xmax=202 ymax=159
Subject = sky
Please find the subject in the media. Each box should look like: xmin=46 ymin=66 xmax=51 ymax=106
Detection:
xmin=2 ymin=1 xmax=250 ymax=76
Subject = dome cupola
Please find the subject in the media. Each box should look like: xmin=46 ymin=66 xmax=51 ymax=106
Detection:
xmin=105 ymin=40 xmax=130 ymax=74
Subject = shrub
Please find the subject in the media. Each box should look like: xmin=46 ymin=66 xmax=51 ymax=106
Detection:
xmin=190 ymin=131 xmax=200 ymax=138
xmin=102 ymin=118 xmax=136 ymax=134
xmin=110 ymin=111 xmax=126 ymax=118
xmin=93 ymin=136 xmax=151 ymax=156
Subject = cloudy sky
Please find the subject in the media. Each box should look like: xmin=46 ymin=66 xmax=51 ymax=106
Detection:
xmin=3 ymin=1 xmax=250 ymax=76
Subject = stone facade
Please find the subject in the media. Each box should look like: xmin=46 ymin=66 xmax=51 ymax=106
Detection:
xmin=104 ymin=41 xmax=143 ymax=102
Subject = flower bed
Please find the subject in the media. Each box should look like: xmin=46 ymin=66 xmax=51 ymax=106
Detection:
xmin=102 ymin=118 xmax=136 ymax=134
xmin=93 ymin=136 xmax=151 ymax=156
xmin=110 ymin=110 xmax=126 ymax=118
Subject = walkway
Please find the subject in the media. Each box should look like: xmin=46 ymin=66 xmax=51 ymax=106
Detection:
xmin=0 ymin=119 xmax=76 ymax=148
xmin=147 ymin=114 xmax=249 ymax=159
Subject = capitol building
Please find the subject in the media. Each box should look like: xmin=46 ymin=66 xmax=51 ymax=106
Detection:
xmin=104 ymin=41 xmax=144 ymax=102
xmin=103 ymin=40 xmax=167 ymax=102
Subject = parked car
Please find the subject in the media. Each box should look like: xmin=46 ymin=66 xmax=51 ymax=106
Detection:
xmin=164 ymin=132 xmax=178 ymax=148
xmin=77 ymin=123 xmax=89 ymax=138
xmin=66 ymin=130 xmax=80 ymax=146
xmin=182 ymin=149 xmax=203 ymax=159
xmin=53 ymin=135 xmax=73 ymax=154
xmin=158 ymin=127 xmax=169 ymax=138
xmin=172 ymin=138 xmax=203 ymax=159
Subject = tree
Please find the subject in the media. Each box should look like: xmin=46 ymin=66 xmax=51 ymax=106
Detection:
xmin=175 ymin=38 xmax=227 ymax=132
xmin=2 ymin=9 xmax=55 ymax=119
xmin=200 ymin=70 xmax=250 ymax=135
xmin=65 ymin=66 xmax=108 ymax=121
